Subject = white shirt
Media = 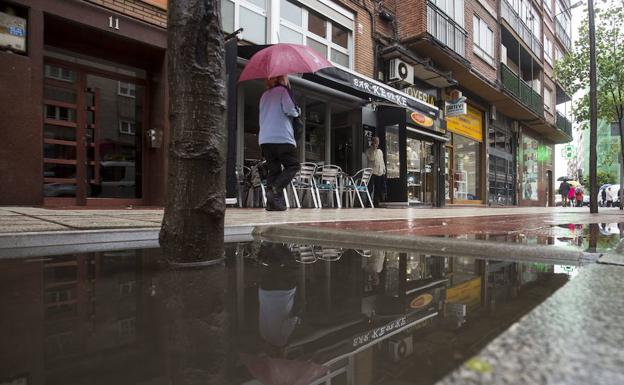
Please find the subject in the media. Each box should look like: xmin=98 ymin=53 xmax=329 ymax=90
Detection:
xmin=366 ymin=147 xmax=386 ymax=176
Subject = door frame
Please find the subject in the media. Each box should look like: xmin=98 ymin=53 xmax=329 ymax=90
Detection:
xmin=43 ymin=57 xmax=149 ymax=207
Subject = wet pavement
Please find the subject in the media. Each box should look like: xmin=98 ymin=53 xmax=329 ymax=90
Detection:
xmin=0 ymin=241 xmax=586 ymax=385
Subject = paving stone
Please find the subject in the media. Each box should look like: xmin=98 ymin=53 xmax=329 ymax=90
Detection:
xmin=0 ymin=216 xmax=69 ymax=232
xmin=435 ymin=263 xmax=624 ymax=385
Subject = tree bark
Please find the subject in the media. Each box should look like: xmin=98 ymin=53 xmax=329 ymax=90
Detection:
xmin=160 ymin=0 xmax=227 ymax=262
xmin=588 ymin=0 xmax=598 ymax=214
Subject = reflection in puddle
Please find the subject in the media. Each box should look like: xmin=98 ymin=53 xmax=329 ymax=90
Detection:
xmin=0 ymin=242 xmax=582 ymax=385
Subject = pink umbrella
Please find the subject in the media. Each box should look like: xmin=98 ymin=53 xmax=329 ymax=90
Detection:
xmin=240 ymin=353 xmax=329 ymax=385
xmin=238 ymin=43 xmax=333 ymax=82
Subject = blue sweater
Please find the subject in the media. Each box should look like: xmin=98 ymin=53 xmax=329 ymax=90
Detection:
xmin=259 ymin=86 xmax=300 ymax=146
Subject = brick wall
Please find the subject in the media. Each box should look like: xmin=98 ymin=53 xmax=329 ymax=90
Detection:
xmin=84 ymin=0 xmax=167 ymax=28
xmin=396 ymin=0 xmax=426 ymax=41
xmin=465 ymin=0 xmax=498 ymax=82
xmin=334 ymin=0 xmax=379 ymax=78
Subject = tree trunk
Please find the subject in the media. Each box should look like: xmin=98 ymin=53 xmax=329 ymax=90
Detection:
xmin=160 ymin=0 xmax=227 ymax=262
xmin=619 ymin=120 xmax=624 ymax=210
xmin=588 ymin=0 xmax=599 ymax=214
xmin=159 ymin=265 xmax=229 ymax=385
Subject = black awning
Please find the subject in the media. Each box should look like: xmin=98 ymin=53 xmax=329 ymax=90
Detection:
xmin=307 ymin=67 xmax=439 ymax=119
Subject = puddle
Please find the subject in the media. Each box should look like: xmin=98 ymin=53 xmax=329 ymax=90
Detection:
xmin=0 ymin=242 xmax=584 ymax=385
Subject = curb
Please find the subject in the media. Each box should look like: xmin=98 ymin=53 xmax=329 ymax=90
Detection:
xmin=253 ymin=225 xmax=598 ymax=265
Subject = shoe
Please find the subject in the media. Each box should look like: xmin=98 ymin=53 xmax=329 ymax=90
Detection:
xmin=265 ymin=188 xmax=287 ymax=211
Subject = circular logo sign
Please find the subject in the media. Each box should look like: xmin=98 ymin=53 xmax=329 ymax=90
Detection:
xmin=410 ymin=293 xmax=433 ymax=309
xmin=410 ymin=111 xmax=434 ymax=128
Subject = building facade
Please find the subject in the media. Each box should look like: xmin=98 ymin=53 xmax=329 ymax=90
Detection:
xmin=0 ymin=0 xmax=573 ymax=207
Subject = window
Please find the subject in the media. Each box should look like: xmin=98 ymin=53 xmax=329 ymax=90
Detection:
xmin=432 ymin=0 xmax=465 ymax=27
xmin=473 ymin=15 xmax=493 ymax=64
xmin=44 ymin=64 xmax=76 ymax=83
xmin=118 ymin=81 xmax=136 ymax=98
xmin=544 ymin=36 xmax=553 ymax=64
xmin=119 ymin=120 xmax=136 ymax=135
xmin=221 ymin=0 xmax=267 ymax=44
xmin=544 ymin=0 xmax=553 ymax=16
xmin=544 ymin=86 xmax=553 ymax=112
xmin=279 ymin=0 xmax=352 ymax=67
xmin=555 ymin=47 xmax=563 ymax=62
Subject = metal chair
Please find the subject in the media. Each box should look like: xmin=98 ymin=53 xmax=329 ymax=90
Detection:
xmin=344 ymin=168 xmax=374 ymax=208
xmin=290 ymin=244 xmax=317 ymax=264
xmin=292 ymin=162 xmax=320 ymax=208
xmin=315 ymin=165 xmax=343 ymax=208
xmin=318 ymin=247 xmax=342 ymax=262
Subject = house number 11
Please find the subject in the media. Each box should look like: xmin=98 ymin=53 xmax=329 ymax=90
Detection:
xmin=108 ymin=16 xmax=119 ymax=30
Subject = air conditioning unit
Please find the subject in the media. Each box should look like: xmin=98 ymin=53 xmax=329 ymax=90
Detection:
xmin=386 ymin=335 xmax=414 ymax=362
xmin=388 ymin=59 xmax=414 ymax=85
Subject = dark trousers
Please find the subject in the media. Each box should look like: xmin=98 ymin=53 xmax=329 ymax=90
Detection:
xmin=371 ymin=174 xmax=384 ymax=206
xmin=261 ymin=143 xmax=300 ymax=191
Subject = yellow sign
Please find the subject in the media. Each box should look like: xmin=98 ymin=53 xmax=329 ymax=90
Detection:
xmin=446 ymin=105 xmax=483 ymax=142
xmin=446 ymin=277 xmax=481 ymax=308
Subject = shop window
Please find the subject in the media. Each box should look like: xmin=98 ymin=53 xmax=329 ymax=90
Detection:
xmin=521 ymin=135 xmax=539 ymax=201
xmin=472 ymin=15 xmax=493 ymax=64
xmin=453 ymin=134 xmax=480 ymax=201
xmin=221 ymin=0 xmax=267 ymax=44
xmin=279 ymin=0 xmax=353 ymax=68
xmin=46 ymin=105 xmax=76 ymax=122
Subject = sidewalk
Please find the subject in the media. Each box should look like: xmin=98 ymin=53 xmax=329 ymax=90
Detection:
xmin=1 ymin=205 xmax=622 ymax=234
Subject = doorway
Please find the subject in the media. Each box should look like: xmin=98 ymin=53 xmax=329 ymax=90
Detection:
xmin=43 ymin=59 xmax=146 ymax=205
xmin=406 ymin=137 xmax=434 ymax=205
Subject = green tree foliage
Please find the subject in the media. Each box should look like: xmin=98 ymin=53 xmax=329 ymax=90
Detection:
xmin=554 ymin=2 xmax=624 ymax=129
xmin=582 ymin=170 xmax=616 ymax=187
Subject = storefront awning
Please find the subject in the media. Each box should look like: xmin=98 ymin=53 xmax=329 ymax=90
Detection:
xmin=306 ymin=66 xmax=439 ymax=119
xmin=236 ymin=44 xmax=439 ymax=119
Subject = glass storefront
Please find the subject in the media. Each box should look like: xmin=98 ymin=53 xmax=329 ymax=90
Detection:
xmin=488 ymin=119 xmax=516 ymax=205
xmin=521 ymin=135 xmax=539 ymax=201
xmin=445 ymin=104 xmax=484 ymax=203
xmin=453 ymin=134 xmax=481 ymax=201
xmin=407 ymin=137 xmax=434 ymax=204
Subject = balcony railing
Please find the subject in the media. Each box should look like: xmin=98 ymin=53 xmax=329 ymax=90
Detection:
xmin=555 ymin=18 xmax=572 ymax=51
xmin=427 ymin=2 xmax=466 ymax=57
xmin=501 ymin=63 xmax=544 ymax=116
xmin=501 ymin=0 xmax=543 ymax=58
xmin=556 ymin=112 xmax=573 ymax=137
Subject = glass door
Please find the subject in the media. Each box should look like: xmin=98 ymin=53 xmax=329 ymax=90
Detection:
xmin=43 ymin=60 xmax=144 ymax=204
xmin=445 ymin=145 xmax=453 ymax=203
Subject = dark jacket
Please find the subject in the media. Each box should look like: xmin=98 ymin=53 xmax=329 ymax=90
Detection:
xmin=559 ymin=181 xmax=570 ymax=195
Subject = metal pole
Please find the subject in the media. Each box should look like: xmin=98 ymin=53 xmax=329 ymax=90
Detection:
xmin=588 ymin=0 xmax=598 ymax=213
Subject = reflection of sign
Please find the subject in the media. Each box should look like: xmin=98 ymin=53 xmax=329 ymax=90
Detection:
xmin=403 ymin=86 xmax=436 ymax=106
xmin=446 ymin=277 xmax=481 ymax=308
xmin=409 ymin=111 xmax=434 ymax=127
xmin=409 ymin=293 xmax=433 ymax=309
xmin=446 ymin=105 xmax=483 ymax=142
xmin=352 ymin=316 xmax=407 ymax=348
xmin=445 ymin=90 xmax=468 ymax=117
xmin=0 ymin=12 xmax=27 ymax=53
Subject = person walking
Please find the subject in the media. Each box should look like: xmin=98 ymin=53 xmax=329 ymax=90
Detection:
xmin=366 ymin=136 xmax=386 ymax=207
xmin=601 ymin=187 xmax=608 ymax=206
xmin=575 ymin=187 xmax=584 ymax=207
xmin=259 ymin=75 xmax=301 ymax=211
xmin=559 ymin=180 xmax=570 ymax=207
xmin=567 ymin=185 xmax=576 ymax=207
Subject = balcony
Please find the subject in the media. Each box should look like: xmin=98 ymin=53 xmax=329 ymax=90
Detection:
xmin=501 ymin=63 xmax=544 ymax=116
xmin=555 ymin=18 xmax=572 ymax=51
xmin=426 ymin=2 xmax=466 ymax=57
xmin=556 ymin=112 xmax=573 ymax=137
xmin=501 ymin=0 xmax=543 ymax=58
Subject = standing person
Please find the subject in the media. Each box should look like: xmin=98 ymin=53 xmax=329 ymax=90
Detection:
xmin=259 ymin=76 xmax=301 ymax=211
xmin=567 ymin=184 xmax=576 ymax=207
xmin=601 ymin=187 xmax=608 ymax=206
xmin=575 ymin=187 xmax=584 ymax=207
xmin=559 ymin=180 xmax=570 ymax=207
xmin=606 ymin=187 xmax=614 ymax=207
xmin=366 ymin=136 xmax=386 ymax=207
